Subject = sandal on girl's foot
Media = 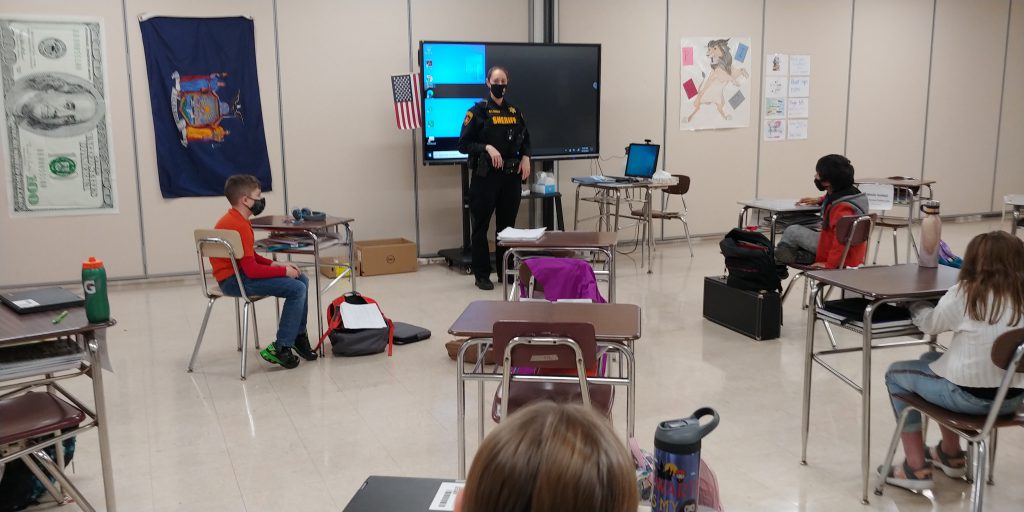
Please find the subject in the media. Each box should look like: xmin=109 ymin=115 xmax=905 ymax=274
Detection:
xmin=925 ymin=443 xmax=967 ymax=478
xmin=878 ymin=460 xmax=934 ymax=492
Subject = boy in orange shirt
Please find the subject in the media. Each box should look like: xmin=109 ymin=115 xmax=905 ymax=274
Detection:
xmin=211 ymin=175 xmax=318 ymax=369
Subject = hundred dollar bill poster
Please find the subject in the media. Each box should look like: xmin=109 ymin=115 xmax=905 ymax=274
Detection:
xmin=0 ymin=17 xmax=117 ymax=216
xmin=140 ymin=16 xmax=271 ymax=198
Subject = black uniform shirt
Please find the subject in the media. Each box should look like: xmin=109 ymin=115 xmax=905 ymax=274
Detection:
xmin=457 ymin=98 xmax=532 ymax=160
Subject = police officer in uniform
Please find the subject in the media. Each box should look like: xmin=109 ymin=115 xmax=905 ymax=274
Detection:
xmin=458 ymin=66 xmax=531 ymax=290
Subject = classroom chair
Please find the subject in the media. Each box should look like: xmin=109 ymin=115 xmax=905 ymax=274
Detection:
xmin=875 ymin=328 xmax=1024 ymax=512
xmin=870 ymin=177 xmax=932 ymax=265
xmin=782 ymin=214 xmax=875 ymax=348
xmin=489 ymin=321 xmax=614 ymax=423
xmin=0 ymin=391 xmax=92 ymax=510
xmin=631 ymin=174 xmax=694 ymax=257
xmin=187 ymin=229 xmax=266 ymax=380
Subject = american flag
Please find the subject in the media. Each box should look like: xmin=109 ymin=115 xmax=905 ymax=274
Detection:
xmin=391 ymin=73 xmax=422 ymax=130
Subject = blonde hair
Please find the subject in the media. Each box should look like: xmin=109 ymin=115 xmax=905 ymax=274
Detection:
xmin=461 ymin=401 xmax=638 ymax=512
xmin=958 ymin=231 xmax=1024 ymax=325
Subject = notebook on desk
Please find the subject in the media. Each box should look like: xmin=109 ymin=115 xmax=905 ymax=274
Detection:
xmin=0 ymin=287 xmax=84 ymax=314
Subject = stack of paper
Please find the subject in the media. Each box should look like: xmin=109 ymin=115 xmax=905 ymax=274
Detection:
xmin=0 ymin=338 xmax=85 ymax=380
xmin=339 ymin=302 xmax=388 ymax=329
xmin=496 ymin=227 xmax=546 ymax=241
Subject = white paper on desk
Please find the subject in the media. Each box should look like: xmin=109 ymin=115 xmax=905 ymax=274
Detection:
xmin=339 ymin=303 xmax=387 ymax=329
xmin=95 ymin=329 xmax=114 ymax=373
xmin=429 ymin=482 xmax=465 ymax=511
xmin=497 ymin=227 xmax=546 ymax=241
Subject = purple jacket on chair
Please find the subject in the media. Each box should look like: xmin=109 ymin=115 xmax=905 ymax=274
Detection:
xmin=523 ymin=258 xmax=606 ymax=303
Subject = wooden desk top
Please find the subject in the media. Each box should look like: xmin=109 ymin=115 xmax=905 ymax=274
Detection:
xmin=738 ymin=198 xmax=820 ymax=212
xmin=449 ymin=300 xmax=641 ymax=341
xmin=250 ymin=215 xmax=354 ymax=231
xmin=856 ymin=177 xmax=936 ymax=187
xmin=1 ymin=306 xmax=114 ymax=348
xmin=498 ymin=231 xmax=618 ymax=248
xmin=806 ymin=264 xmax=959 ymax=299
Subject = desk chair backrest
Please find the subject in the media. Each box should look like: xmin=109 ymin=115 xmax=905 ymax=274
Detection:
xmin=834 ymin=214 xmax=875 ymax=269
xmin=666 ymin=174 xmax=691 ymax=196
xmin=492 ymin=321 xmax=598 ymax=371
xmin=493 ymin=321 xmax=598 ymax=416
xmin=194 ymin=229 xmax=251 ymax=301
xmin=977 ymin=328 xmax=1024 ymax=438
xmin=991 ymin=328 xmax=1024 ymax=374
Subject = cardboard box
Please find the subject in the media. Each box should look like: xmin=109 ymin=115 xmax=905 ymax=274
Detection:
xmin=355 ymin=239 xmax=417 ymax=276
xmin=319 ymin=254 xmax=353 ymax=278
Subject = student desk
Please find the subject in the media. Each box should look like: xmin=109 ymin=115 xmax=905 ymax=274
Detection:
xmin=736 ymin=198 xmax=820 ymax=250
xmin=250 ymin=215 xmax=355 ymax=350
xmin=1004 ymin=194 xmax=1024 ymax=235
xmin=498 ymin=231 xmax=618 ymax=302
xmin=0 ymin=306 xmax=117 ymax=511
xmin=449 ymin=300 xmax=641 ymax=477
xmin=801 ymin=264 xmax=958 ymax=504
xmin=572 ymin=181 xmax=674 ymax=273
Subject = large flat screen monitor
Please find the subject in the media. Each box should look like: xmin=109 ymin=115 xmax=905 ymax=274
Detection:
xmin=419 ymin=41 xmax=600 ymax=165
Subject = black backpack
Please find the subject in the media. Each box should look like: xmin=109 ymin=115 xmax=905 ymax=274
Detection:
xmin=719 ymin=229 xmax=788 ymax=293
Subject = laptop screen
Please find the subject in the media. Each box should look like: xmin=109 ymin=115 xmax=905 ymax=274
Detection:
xmin=624 ymin=143 xmax=660 ymax=178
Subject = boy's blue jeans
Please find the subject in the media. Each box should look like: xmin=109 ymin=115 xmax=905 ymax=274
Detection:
xmin=885 ymin=351 xmax=1024 ymax=432
xmin=219 ymin=273 xmax=308 ymax=348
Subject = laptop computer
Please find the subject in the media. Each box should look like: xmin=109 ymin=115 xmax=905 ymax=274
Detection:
xmin=0 ymin=287 xmax=85 ymax=314
xmin=616 ymin=142 xmax=660 ymax=182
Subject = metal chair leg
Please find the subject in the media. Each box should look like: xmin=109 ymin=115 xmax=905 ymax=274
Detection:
xmin=874 ymin=407 xmax=912 ymax=496
xmin=972 ymin=441 xmax=987 ymax=512
xmin=31 ymin=451 xmax=95 ymax=512
xmin=240 ymin=302 xmax=251 ymax=380
xmin=250 ymin=301 xmax=261 ymax=350
xmin=234 ymin=298 xmax=242 ymax=352
xmin=891 ymin=229 xmax=899 ymax=264
xmin=987 ymin=429 xmax=997 ymax=485
xmin=680 ymin=218 xmax=693 ymax=257
xmin=21 ymin=454 xmax=68 ymax=505
xmin=872 ymin=229 xmax=883 ymax=265
xmin=188 ymin=297 xmax=216 ymax=372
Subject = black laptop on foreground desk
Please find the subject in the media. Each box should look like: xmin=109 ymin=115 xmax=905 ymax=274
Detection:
xmin=343 ymin=476 xmax=462 ymax=512
xmin=0 ymin=287 xmax=84 ymax=314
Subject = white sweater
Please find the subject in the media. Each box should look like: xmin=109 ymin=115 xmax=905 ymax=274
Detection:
xmin=911 ymin=283 xmax=1024 ymax=389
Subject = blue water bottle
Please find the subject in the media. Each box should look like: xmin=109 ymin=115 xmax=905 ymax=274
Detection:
xmin=652 ymin=407 xmax=720 ymax=512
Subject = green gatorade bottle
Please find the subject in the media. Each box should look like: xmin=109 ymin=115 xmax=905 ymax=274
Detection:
xmin=82 ymin=257 xmax=109 ymax=323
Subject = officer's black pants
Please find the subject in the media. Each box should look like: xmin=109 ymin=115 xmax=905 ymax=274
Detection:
xmin=470 ymin=170 xmax=522 ymax=281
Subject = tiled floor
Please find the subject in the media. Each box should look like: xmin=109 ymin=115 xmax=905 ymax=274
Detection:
xmin=25 ymin=218 xmax=1024 ymax=511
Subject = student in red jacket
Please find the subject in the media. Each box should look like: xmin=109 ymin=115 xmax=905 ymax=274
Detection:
xmin=775 ymin=154 xmax=869 ymax=269
xmin=211 ymin=175 xmax=318 ymax=369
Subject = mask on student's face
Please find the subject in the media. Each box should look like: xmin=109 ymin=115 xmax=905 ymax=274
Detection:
xmin=248 ymin=197 xmax=266 ymax=216
xmin=489 ymin=83 xmax=507 ymax=98
xmin=813 ymin=178 xmax=826 ymax=191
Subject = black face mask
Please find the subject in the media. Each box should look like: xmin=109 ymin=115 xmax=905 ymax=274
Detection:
xmin=248 ymin=197 xmax=266 ymax=216
xmin=813 ymin=178 xmax=826 ymax=191
xmin=489 ymin=83 xmax=507 ymax=99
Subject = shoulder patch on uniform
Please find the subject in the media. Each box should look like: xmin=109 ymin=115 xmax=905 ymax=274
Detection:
xmin=509 ymin=107 xmax=516 ymax=114
xmin=463 ymin=111 xmax=473 ymax=126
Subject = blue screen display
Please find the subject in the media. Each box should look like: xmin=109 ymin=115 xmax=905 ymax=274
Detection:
xmin=624 ymin=144 xmax=659 ymax=178
xmin=424 ymin=97 xmax=480 ymax=139
xmin=423 ymin=43 xmax=485 ymax=85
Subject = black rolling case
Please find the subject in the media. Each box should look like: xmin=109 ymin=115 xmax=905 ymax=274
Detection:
xmin=702 ymin=275 xmax=781 ymax=340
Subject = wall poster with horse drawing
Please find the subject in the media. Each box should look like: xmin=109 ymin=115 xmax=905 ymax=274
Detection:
xmin=680 ymin=37 xmax=752 ymax=130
